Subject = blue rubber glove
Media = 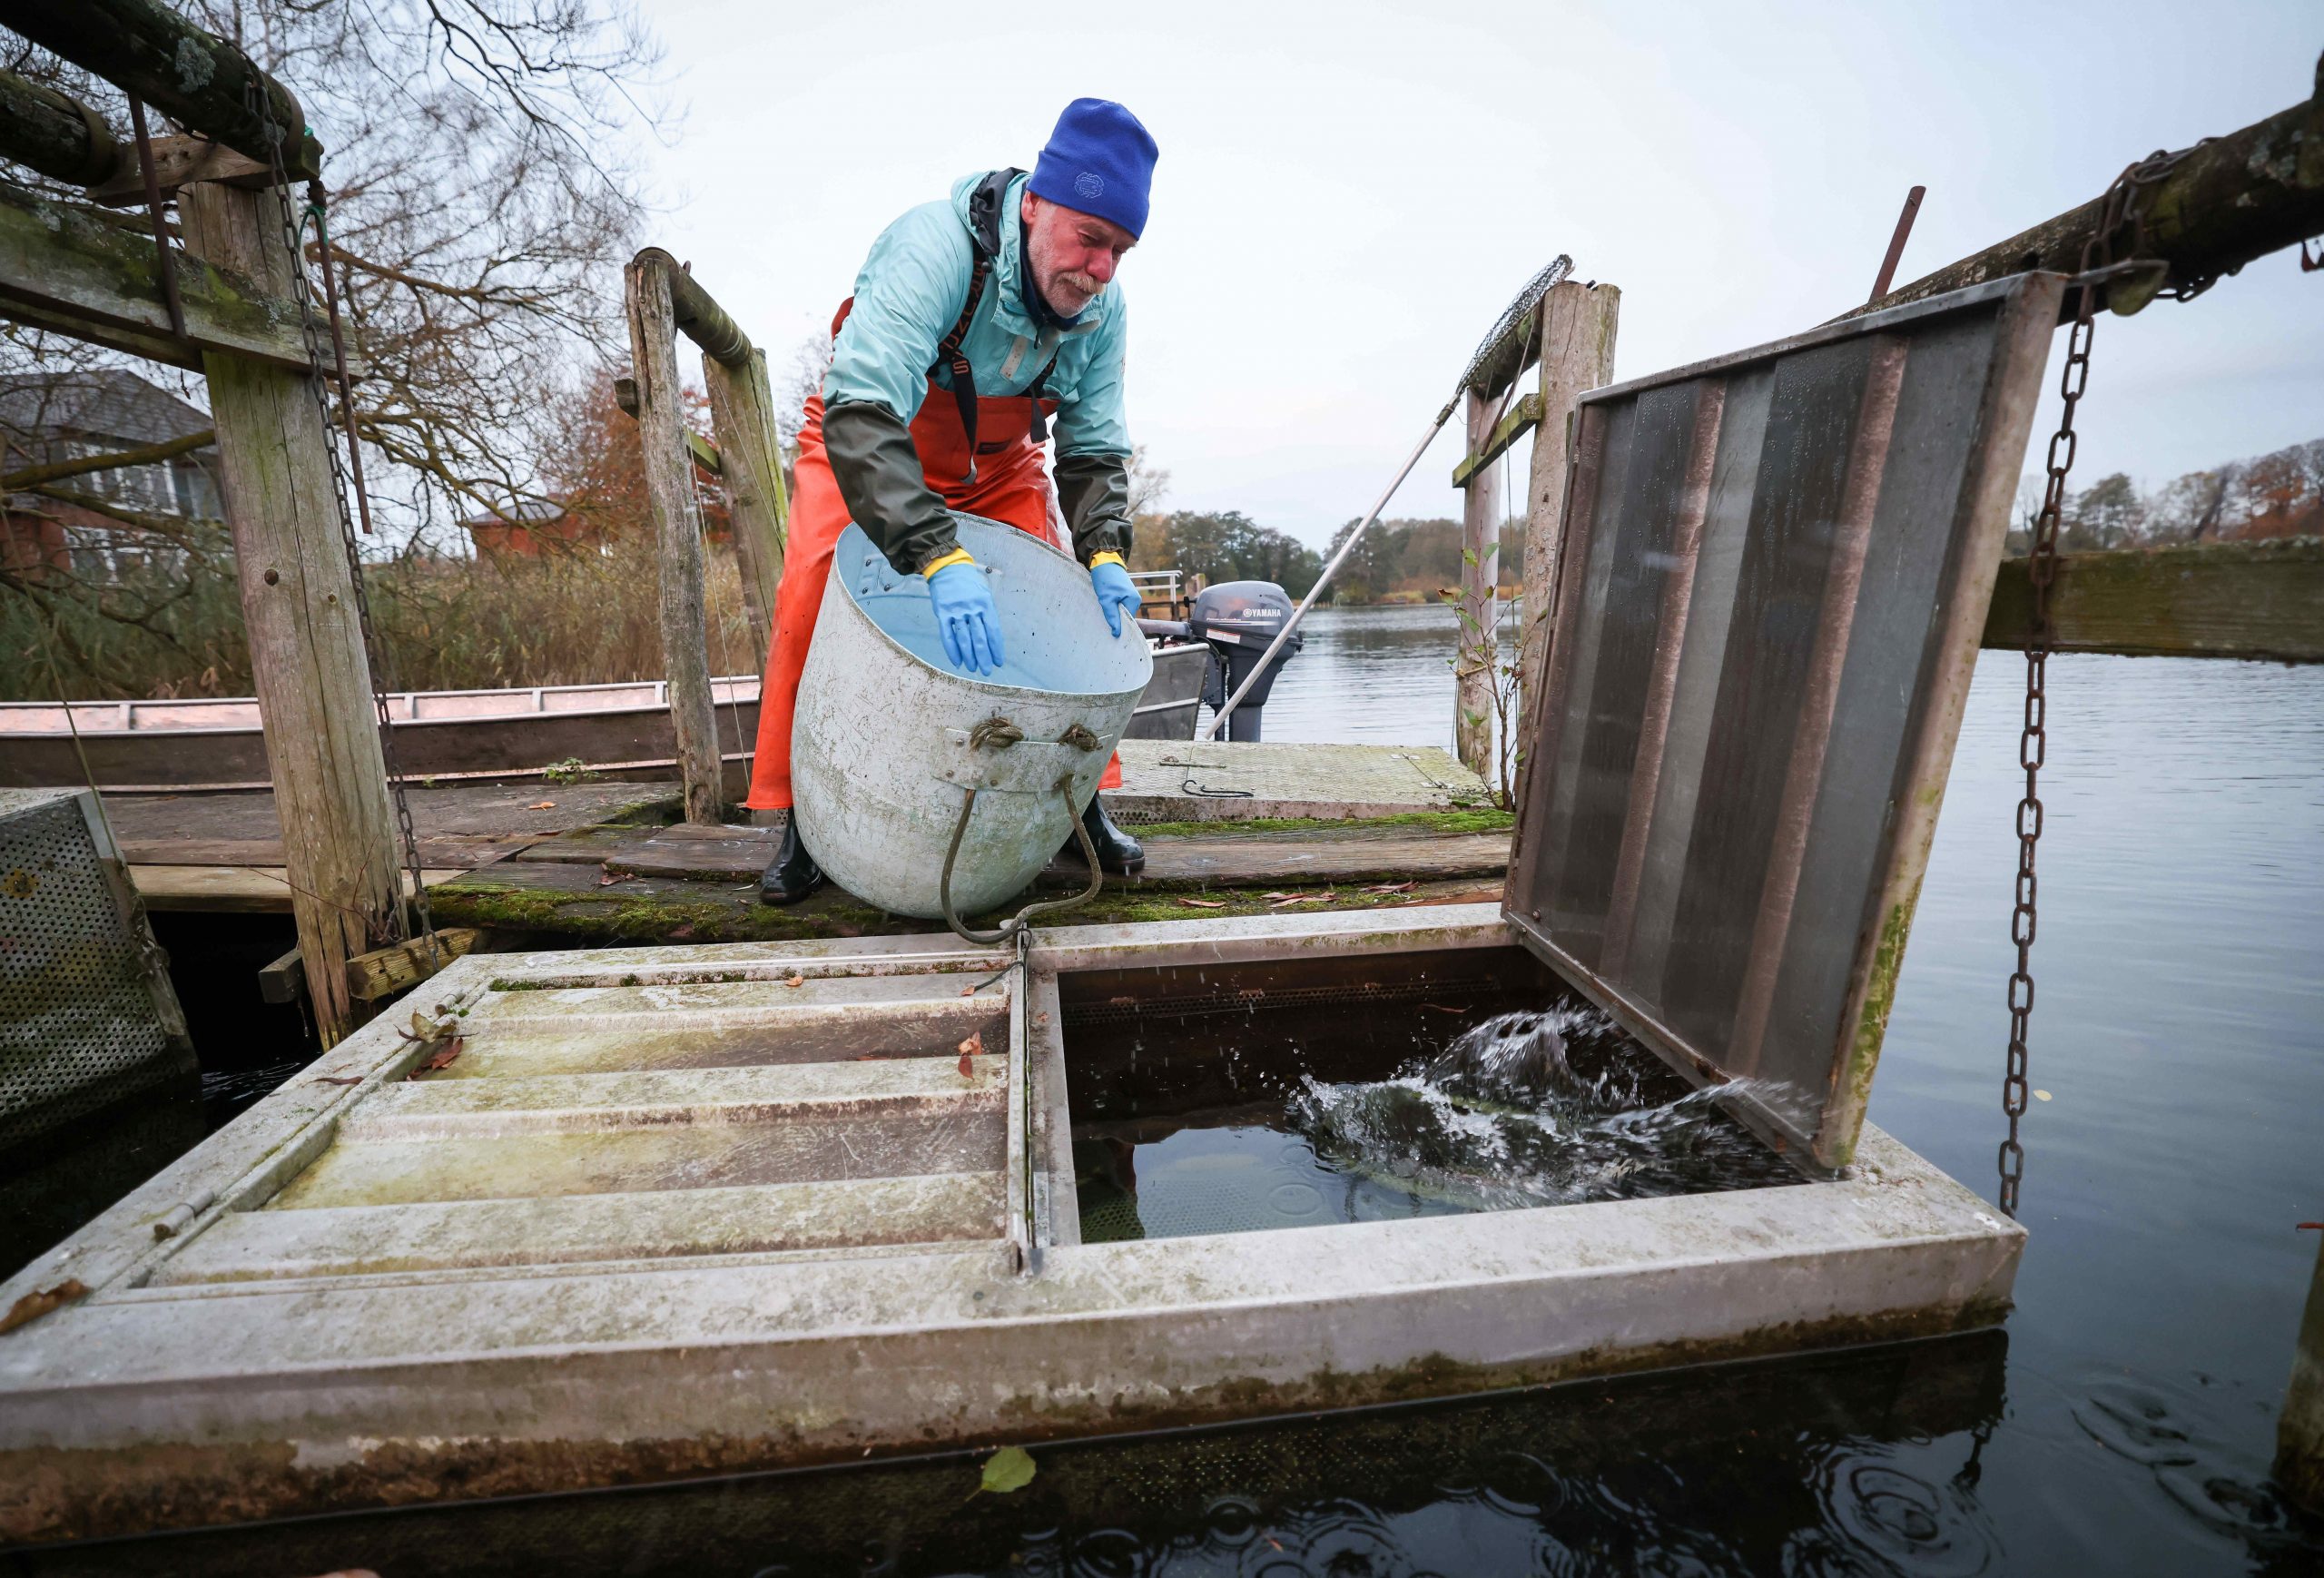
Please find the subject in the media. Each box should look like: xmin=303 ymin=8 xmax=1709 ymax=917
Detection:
xmin=1088 ymin=557 xmax=1141 ymax=638
xmin=926 ymin=559 xmax=1004 ymax=676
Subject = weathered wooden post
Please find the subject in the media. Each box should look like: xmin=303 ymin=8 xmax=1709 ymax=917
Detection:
xmin=178 ymin=182 xmax=400 ymax=1046
xmin=1515 ymin=281 xmax=1620 ymax=786
xmin=1452 ymin=388 xmax=1503 ymax=781
xmin=701 ymin=344 xmax=790 ymax=660
xmin=623 ymin=251 xmax=724 ymax=825
xmin=2282 ymin=1230 xmax=2324 ymax=1514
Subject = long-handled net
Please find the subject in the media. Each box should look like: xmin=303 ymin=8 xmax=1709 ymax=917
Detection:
xmin=1205 ymin=256 xmax=1572 ymax=740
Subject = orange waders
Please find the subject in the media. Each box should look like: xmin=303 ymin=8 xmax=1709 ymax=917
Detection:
xmin=743 ymin=321 xmax=1124 ymax=812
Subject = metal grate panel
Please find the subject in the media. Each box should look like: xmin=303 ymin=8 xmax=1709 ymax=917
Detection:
xmin=1061 ymin=974 xmax=1512 ymax=1027
xmin=1506 ymin=275 xmax=2065 ymax=1169
xmin=0 ymin=787 xmax=192 ymax=1149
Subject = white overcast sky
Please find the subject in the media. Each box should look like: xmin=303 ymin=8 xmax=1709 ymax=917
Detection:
xmin=635 ymin=0 xmax=2322 ymax=547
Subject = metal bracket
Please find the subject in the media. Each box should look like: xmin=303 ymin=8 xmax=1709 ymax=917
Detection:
xmin=936 ymin=722 xmax=1106 ymax=794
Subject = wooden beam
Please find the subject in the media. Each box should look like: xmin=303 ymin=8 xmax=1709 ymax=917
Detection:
xmin=257 ymin=945 xmax=305 ymax=1006
xmin=612 ymin=375 xmax=726 ymax=478
xmin=181 ymin=181 xmax=403 ymax=1047
xmin=84 ymin=135 xmax=271 ymax=207
xmin=703 ymin=345 xmax=790 ymax=663
xmin=1451 ymin=391 xmax=1541 ymax=488
xmin=1 ymin=429 xmax=212 ymax=491
xmin=624 ymin=251 xmax=725 ymax=824
xmin=1515 ymin=281 xmax=1621 ymax=808
xmin=1981 ymin=538 xmax=2324 ymax=663
xmin=345 ymin=927 xmax=481 ymax=1004
xmin=1853 ymin=71 xmax=2324 ymax=322
xmin=130 ymin=866 xmax=461 ymax=914
xmin=1453 ymin=388 xmax=1502 ymax=784
xmin=0 ymin=177 xmax=347 ymax=373
xmin=660 ymin=256 xmax=753 ymax=368
xmin=0 ymin=68 xmax=117 ymax=185
xmin=0 ymin=0 xmax=322 ymax=181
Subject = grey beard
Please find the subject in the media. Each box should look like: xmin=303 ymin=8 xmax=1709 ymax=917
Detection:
xmin=1049 ymin=271 xmax=1101 ymax=309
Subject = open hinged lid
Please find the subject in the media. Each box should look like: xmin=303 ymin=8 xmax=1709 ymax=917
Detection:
xmin=1505 ymin=273 xmax=2068 ymax=1169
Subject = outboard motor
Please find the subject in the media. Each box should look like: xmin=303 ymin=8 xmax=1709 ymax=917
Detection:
xmin=1191 ymin=580 xmax=1304 ymax=741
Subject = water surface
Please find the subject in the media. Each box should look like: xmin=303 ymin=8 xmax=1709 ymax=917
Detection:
xmin=15 ymin=614 xmax=2324 ymax=1575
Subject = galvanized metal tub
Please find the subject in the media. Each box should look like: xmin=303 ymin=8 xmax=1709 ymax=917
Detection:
xmin=793 ymin=515 xmax=1152 ymax=919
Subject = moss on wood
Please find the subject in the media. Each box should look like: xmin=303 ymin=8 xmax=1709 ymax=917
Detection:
xmin=1123 ymin=809 xmax=1514 ymax=840
xmin=431 ymin=869 xmax=1501 ymax=948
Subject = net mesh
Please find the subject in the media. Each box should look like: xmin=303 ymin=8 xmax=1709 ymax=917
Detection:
xmin=0 ymin=790 xmax=185 ymax=1148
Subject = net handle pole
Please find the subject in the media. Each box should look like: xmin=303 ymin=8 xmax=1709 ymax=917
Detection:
xmin=1203 ymin=410 xmax=1450 ymax=741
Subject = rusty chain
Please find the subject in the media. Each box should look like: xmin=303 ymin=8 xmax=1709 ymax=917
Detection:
xmin=244 ymin=78 xmax=437 ymax=958
xmin=1999 ymin=153 xmax=2182 ymax=1216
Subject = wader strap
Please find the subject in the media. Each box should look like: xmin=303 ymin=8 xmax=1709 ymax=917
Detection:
xmin=931 ymin=251 xmax=989 ymax=485
xmin=931 ymin=169 xmax=1041 ymax=481
xmin=1027 ymin=350 xmax=1061 ymax=445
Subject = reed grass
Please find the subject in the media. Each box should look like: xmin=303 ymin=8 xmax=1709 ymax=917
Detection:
xmin=0 ymin=529 xmax=761 ymax=702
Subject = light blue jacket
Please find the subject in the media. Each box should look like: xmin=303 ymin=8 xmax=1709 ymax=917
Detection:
xmin=822 ymin=172 xmax=1130 ymax=462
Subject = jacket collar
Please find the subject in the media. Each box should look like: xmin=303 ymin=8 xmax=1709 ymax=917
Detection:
xmin=954 ymin=170 xmax=1108 ymax=343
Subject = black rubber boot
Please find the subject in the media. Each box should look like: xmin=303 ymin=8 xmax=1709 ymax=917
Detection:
xmin=757 ymin=816 xmax=825 ymax=905
xmin=1063 ymin=794 xmax=1145 ymax=876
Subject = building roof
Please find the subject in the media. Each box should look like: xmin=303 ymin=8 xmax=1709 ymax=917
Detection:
xmin=0 ymin=369 xmax=213 ymax=451
xmin=460 ymin=500 xmax=570 ymax=528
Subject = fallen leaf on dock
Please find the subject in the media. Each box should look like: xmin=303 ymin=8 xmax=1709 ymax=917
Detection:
xmin=311 ymin=1076 xmax=363 ymax=1087
xmin=1364 ymin=881 xmax=1416 ymax=893
xmin=960 ymin=985 xmax=977 ymax=996
xmin=596 ymin=869 xmax=635 ymax=886
xmin=2034 ymin=1090 xmax=2053 ymax=1101
xmin=1176 ymin=896 xmax=1228 ymax=908
xmin=409 ymin=1037 xmax=464 ymax=1076
xmin=1270 ymin=890 xmax=1335 ymax=906
xmin=0 ymin=1279 xmax=88 ymax=1336
xmin=783 ymin=974 xmax=806 ymax=989
xmin=957 ymin=1031 xmax=983 ymax=1079
xmin=527 ymin=801 xmax=556 ymax=811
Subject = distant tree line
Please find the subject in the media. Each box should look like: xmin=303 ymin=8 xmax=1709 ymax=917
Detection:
xmin=1128 ymin=510 xmax=1325 ymax=598
xmin=1112 ymin=431 xmax=2324 ymax=616
xmin=2014 ymin=437 xmax=2322 ymax=552
xmin=1319 ymin=517 xmax=1527 ymax=604
xmin=1124 ymin=506 xmax=1530 ymax=607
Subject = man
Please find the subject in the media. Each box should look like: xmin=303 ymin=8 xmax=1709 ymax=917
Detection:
xmin=747 ymin=98 xmax=1157 ymax=904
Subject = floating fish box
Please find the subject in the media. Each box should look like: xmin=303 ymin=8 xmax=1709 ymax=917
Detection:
xmin=0 ymin=275 xmax=2060 ymax=1542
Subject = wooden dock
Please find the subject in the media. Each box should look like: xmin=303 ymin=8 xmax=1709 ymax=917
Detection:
xmin=111 ymin=742 xmax=1509 ymax=942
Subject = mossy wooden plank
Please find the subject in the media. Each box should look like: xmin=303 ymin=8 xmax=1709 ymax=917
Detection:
xmin=1452 ymin=390 xmax=1541 ymax=488
xmin=429 ymin=855 xmax=1502 ymax=946
xmin=1982 ymin=538 xmax=2323 ymax=662
xmin=0 ymin=177 xmax=346 ymax=372
xmin=345 ymin=927 xmax=481 ymax=1004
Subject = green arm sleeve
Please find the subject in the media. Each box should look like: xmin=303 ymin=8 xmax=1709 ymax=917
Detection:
xmin=823 ymin=399 xmax=960 ymax=576
xmin=1054 ymin=449 xmax=1133 ymax=566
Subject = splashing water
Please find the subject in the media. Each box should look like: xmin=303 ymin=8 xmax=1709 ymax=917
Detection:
xmin=1288 ymin=1009 xmax=1798 ymax=1210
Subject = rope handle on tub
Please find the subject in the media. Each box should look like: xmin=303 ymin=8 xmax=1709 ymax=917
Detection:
xmin=940 ymin=773 xmax=1106 ymax=947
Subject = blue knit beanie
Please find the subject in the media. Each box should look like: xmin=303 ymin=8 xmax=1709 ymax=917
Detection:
xmin=1028 ymin=99 xmax=1157 ymax=239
